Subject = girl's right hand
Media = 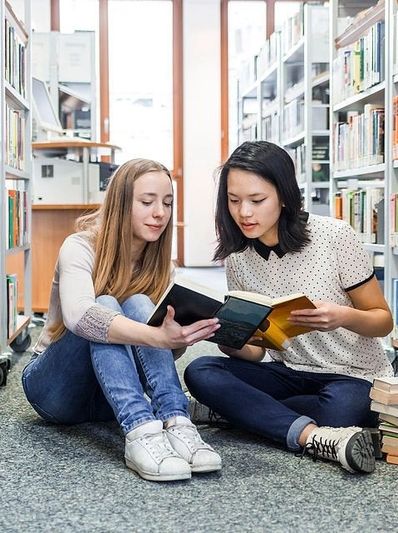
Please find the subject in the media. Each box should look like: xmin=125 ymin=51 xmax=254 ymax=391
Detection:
xmin=159 ymin=305 xmax=220 ymax=349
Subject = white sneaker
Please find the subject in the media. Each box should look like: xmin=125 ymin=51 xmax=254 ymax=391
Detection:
xmin=125 ymin=420 xmax=191 ymax=482
xmin=165 ymin=416 xmax=222 ymax=473
xmin=304 ymin=426 xmax=375 ymax=474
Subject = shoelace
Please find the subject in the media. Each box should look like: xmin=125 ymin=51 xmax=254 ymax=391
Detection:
xmin=301 ymin=436 xmax=339 ymax=462
xmin=189 ymin=398 xmax=230 ymax=427
xmin=208 ymin=409 xmax=224 ymax=423
xmin=170 ymin=424 xmax=212 ymax=451
xmin=141 ymin=431 xmax=177 ymax=462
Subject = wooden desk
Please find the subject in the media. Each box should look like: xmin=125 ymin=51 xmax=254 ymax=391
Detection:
xmin=7 ymin=204 xmax=99 ymax=313
xmin=32 ymin=139 xmax=121 ymax=155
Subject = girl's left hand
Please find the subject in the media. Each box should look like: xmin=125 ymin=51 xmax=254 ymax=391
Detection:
xmin=288 ymin=301 xmax=347 ymax=332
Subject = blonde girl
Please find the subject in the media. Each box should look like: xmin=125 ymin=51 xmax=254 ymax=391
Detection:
xmin=22 ymin=158 xmax=221 ymax=482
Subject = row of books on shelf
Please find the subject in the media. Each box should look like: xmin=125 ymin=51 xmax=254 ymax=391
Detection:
xmin=282 ymin=99 xmax=304 ymax=139
xmin=334 ymin=188 xmax=384 ymax=244
xmin=333 ymin=106 xmax=384 ymax=171
xmin=391 ymin=279 xmax=398 ymax=340
xmin=280 ymin=5 xmax=303 ymax=56
xmin=256 ymin=31 xmax=278 ymax=79
xmin=284 ymin=81 xmax=305 ymax=105
xmin=389 ymin=193 xmax=398 ymax=247
xmin=5 ymin=102 xmax=25 ymax=170
xmin=4 ymin=17 xmax=26 ymax=98
xmin=392 ymin=96 xmax=398 ymax=160
xmin=239 ymin=127 xmax=257 ymax=145
xmin=238 ymin=6 xmax=304 ymax=95
xmin=288 ymin=142 xmax=330 ymax=183
xmin=332 ymin=20 xmax=384 ymax=102
xmin=370 ymin=377 xmax=398 ymax=466
xmin=287 ymin=144 xmax=306 ymax=179
xmin=6 ymin=274 xmax=18 ymax=339
xmin=262 ymin=113 xmax=279 ymax=145
xmin=5 ymin=187 xmax=28 ymax=249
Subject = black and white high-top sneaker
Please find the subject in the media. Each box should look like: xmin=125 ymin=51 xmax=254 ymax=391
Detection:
xmin=304 ymin=426 xmax=376 ymax=473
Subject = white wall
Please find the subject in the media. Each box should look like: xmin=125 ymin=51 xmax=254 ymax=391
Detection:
xmin=183 ymin=0 xmax=221 ymax=266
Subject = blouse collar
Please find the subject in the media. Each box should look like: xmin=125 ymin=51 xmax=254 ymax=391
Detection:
xmin=252 ymin=211 xmax=309 ymax=261
xmin=253 ymin=239 xmax=285 ymax=260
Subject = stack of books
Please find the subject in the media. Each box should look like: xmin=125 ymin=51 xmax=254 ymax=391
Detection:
xmin=370 ymin=377 xmax=398 ymax=465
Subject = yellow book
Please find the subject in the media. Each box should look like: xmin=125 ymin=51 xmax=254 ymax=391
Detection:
xmin=228 ymin=291 xmax=316 ymax=351
xmin=147 ymin=278 xmax=316 ymax=351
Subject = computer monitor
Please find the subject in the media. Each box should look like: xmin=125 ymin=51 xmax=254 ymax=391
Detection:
xmin=32 ymin=77 xmax=64 ymax=138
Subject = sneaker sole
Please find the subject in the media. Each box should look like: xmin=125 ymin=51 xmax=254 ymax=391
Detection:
xmin=125 ymin=459 xmax=191 ymax=482
xmin=345 ymin=430 xmax=376 ymax=474
xmin=191 ymin=462 xmax=222 ymax=473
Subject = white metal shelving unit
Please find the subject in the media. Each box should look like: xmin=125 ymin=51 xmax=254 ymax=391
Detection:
xmin=283 ymin=4 xmax=330 ymax=215
xmin=237 ymin=3 xmax=330 ymax=216
xmin=329 ymin=0 xmax=389 ymax=274
xmin=389 ymin=0 xmax=398 ymax=347
xmin=0 ymin=0 xmax=32 ymax=379
xmin=329 ymin=0 xmax=398 ymax=356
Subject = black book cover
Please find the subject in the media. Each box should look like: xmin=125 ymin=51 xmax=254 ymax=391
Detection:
xmin=211 ymin=296 xmax=272 ymax=349
xmin=147 ymin=284 xmax=223 ymax=327
xmin=147 ymin=284 xmax=272 ymax=350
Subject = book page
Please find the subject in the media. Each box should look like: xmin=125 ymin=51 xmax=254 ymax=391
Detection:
xmin=228 ymin=290 xmax=309 ymax=307
xmin=228 ymin=290 xmax=273 ymax=306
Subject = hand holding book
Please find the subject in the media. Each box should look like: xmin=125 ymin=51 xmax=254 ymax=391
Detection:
xmin=288 ymin=300 xmax=343 ymax=332
xmin=147 ymin=277 xmax=317 ymax=350
xmin=158 ymin=304 xmax=220 ymax=349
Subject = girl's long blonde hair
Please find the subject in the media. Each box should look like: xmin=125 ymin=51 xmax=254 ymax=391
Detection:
xmin=50 ymin=158 xmax=174 ymax=341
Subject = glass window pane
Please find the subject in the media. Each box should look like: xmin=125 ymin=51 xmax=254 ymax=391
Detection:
xmin=58 ymin=1 xmax=100 ymax=140
xmin=228 ymin=1 xmax=266 ymax=152
xmin=108 ymin=1 xmax=173 ymax=169
xmin=60 ymin=0 xmax=99 ymax=32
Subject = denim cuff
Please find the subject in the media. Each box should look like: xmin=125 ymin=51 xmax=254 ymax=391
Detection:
xmin=286 ymin=415 xmax=316 ymax=451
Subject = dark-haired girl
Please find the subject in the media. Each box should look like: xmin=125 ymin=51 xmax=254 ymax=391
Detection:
xmin=185 ymin=141 xmax=394 ymax=474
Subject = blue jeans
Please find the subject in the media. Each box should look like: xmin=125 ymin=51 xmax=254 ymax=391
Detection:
xmin=184 ymin=357 xmax=377 ymax=451
xmin=22 ymin=294 xmax=189 ymax=435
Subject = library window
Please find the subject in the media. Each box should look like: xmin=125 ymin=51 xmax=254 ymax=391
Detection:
xmin=228 ymin=1 xmax=267 ymax=152
xmin=60 ymin=0 xmax=99 ymax=32
xmin=108 ymin=1 xmax=173 ymax=168
xmin=59 ymin=0 xmax=100 ymax=140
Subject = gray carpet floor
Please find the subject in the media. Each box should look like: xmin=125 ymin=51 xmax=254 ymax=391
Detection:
xmin=1 ymin=323 xmax=398 ymax=533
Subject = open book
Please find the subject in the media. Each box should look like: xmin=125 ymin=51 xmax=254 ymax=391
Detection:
xmin=147 ymin=277 xmax=316 ymax=350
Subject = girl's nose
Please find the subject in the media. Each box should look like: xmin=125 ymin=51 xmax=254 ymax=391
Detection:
xmin=153 ymin=203 xmax=165 ymax=218
xmin=240 ymin=203 xmax=253 ymax=217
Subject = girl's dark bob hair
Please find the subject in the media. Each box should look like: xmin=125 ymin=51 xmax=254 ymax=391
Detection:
xmin=213 ymin=140 xmax=310 ymax=261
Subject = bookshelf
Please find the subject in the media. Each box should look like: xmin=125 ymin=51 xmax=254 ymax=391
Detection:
xmin=5 ymin=138 xmax=120 ymax=313
xmin=237 ymin=3 xmax=330 ymax=216
xmin=329 ymin=0 xmax=398 ymax=354
xmin=0 ymin=0 xmax=32 ymax=381
xmin=389 ymin=0 xmax=398 ymax=348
